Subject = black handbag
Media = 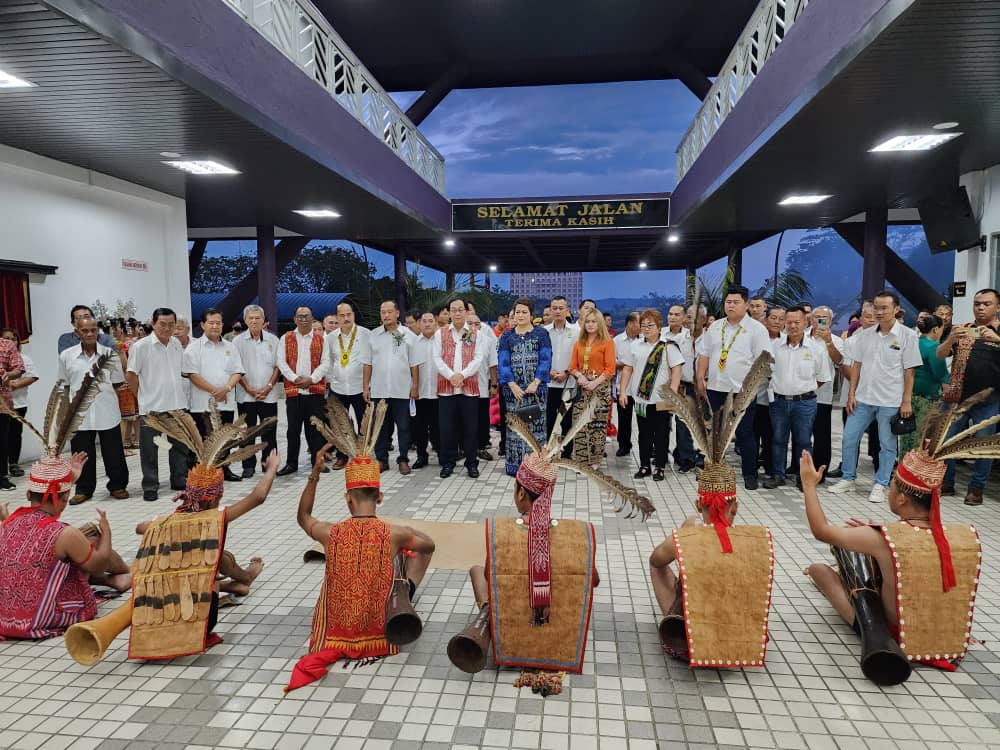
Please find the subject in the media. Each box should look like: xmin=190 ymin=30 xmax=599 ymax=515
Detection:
xmin=890 ymin=412 xmax=916 ymax=435
xmin=512 ymin=395 xmax=542 ymax=424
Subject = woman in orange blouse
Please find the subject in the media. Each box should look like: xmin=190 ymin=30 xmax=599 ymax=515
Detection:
xmin=568 ymin=309 xmax=617 ymax=467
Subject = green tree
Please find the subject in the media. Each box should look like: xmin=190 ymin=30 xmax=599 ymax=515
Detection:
xmin=190 ymin=255 xmax=256 ymax=293
xmin=754 ymin=268 xmax=813 ymax=310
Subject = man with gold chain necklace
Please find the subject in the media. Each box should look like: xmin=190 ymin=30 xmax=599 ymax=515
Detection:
xmin=328 ymin=301 xmax=371 ymax=471
xmin=695 ymin=286 xmax=771 ymax=490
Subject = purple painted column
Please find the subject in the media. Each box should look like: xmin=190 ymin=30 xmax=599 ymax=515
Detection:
xmin=394 ymin=249 xmax=408 ymax=314
xmin=257 ymin=225 xmax=277 ymax=329
xmin=862 ymin=208 xmax=888 ymax=300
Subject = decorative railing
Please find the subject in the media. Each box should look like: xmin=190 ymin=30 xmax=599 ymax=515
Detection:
xmin=221 ymin=0 xmax=446 ymax=194
xmin=675 ymin=0 xmax=811 ymax=181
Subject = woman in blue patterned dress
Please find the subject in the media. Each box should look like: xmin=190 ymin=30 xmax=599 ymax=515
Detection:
xmin=498 ymin=298 xmax=552 ymax=476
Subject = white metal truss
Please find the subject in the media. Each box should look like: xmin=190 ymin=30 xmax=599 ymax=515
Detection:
xmin=221 ymin=0 xmax=446 ymax=194
xmin=675 ymin=0 xmax=811 ymax=182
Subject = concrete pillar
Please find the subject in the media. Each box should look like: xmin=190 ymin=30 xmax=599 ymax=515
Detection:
xmin=394 ymin=249 xmax=408 ymax=314
xmin=446 ymin=271 xmax=455 ymax=291
xmin=256 ymin=225 xmax=276 ymax=329
xmin=685 ymin=264 xmax=697 ymax=307
xmin=956 ymin=166 xmax=1000 ymax=322
xmin=862 ymin=207 xmax=888 ymax=301
xmin=189 ymin=239 xmax=208 ymax=281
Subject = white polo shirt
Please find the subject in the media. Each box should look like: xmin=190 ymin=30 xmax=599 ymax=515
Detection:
xmin=696 ymin=314 xmax=771 ymax=393
xmin=662 ymin=327 xmax=696 ymax=384
xmin=127 ymin=334 xmax=188 ymax=415
xmin=364 ymin=325 xmax=423 ymax=400
xmin=11 ymin=352 xmax=37 ymax=410
xmin=277 ymin=329 xmax=330 ymax=383
xmin=544 ymin=321 xmax=580 ymax=389
xmin=476 ymin=326 xmax=499 ymax=398
xmin=182 ymin=335 xmax=245 ymax=413
xmin=433 ymin=324 xmax=489 ymax=397
xmin=769 ymin=335 xmax=832 ymax=397
xmin=629 ymin=338 xmax=686 ymax=405
xmin=414 ymin=334 xmax=439 ymax=400
xmin=327 ymin=324 xmax=371 ymax=396
xmin=851 ymin=321 xmax=923 ymax=407
xmin=812 ymin=334 xmax=846 ymax=405
xmin=613 ymin=332 xmax=638 ymax=393
xmin=233 ymin=330 xmax=280 ymax=404
xmin=58 ymin=343 xmax=124 ymax=431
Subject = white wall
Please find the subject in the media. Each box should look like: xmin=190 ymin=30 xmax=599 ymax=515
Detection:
xmin=0 ymin=144 xmax=189 ymax=461
xmin=955 ymin=165 xmax=1000 ymax=322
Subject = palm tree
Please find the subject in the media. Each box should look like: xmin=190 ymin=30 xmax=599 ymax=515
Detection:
xmin=755 ymin=268 xmax=812 ymax=310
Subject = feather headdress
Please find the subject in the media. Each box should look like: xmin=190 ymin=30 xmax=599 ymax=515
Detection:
xmin=1 ymin=354 xmax=116 ymax=502
xmin=311 ymin=397 xmax=388 ymax=489
xmin=895 ymin=388 xmax=1000 ymax=592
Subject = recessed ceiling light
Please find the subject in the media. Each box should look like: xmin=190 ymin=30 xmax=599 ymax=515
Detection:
xmin=294 ymin=209 xmax=341 ymax=219
xmin=779 ymin=194 xmax=832 ymax=206
xmin=870 ymin=133 xmax=962 ymax=152
xmin=667 ymin=233 xmax=680 ymax=243
xmin=638 ymin=261 xmax=648 ymax=269
xmin=932 ymin=121 xmax=960 ymax=130
xmin=159 ymin=151 xmax=181 ymax=158
xmin=489 ymin=264 xmax=497 ymax=272
xmin=444 ymin=239 xmax=456 ymax=248
xmin=0 ymin=69 xmax=34 ymax=88
xmin=162 ymin=160 xmax=239 ymax=175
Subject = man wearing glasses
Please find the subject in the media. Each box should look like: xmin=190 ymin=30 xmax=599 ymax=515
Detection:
xmin=276 ymin=307 xmax=330 ymax=476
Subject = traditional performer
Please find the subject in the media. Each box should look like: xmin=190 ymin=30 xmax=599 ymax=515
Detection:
xmin=1 ymin=357 xmax=133 ymax=640
xmin=802 ymin=389 xmax=998 ymax=683
xmin=128 ymin=404 xmax=278 ymax=659
xmin=286 ymin=398 xmax=435 ymax=692
xmin=650 ymin=352 xmax=776 ymax=667
xmin=447 ymin=398 xmax=654 ymax=694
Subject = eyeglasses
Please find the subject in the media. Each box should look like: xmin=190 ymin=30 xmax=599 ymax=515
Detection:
xmin=639 ymin=323 xmax=657 ymax=329
xmin=294 ymin=314 xmax=312 ymax=320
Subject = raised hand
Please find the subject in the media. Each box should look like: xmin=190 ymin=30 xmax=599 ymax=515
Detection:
xmin=798 ymin=450 xmax=825 ymax=488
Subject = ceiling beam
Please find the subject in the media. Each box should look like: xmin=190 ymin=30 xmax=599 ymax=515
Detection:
xmin=587 ymin=236 xmax=600 ymax=267
xmin=214 ymin=237 xmax=309 ymax=325
xmin=188 ymin=239 xmax=208 ymax=281
xmin=405 ymin=62 xmax=469 ymax=126
xmin=519 ymin=239 xmax=546 ymax=269
xmin=663 ymin=54 xmax=712 ymax=100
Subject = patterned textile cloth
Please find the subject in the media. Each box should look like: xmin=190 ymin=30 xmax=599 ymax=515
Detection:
xmin=0 ymin=337 xmax=24 ymax=403
xmin=570 ymin=382 xmax=611 ymax=465
xmin=899 ymin=394 xmax=939 ymax=454
xmin=283 ymin=331 xmax=327 ymax=396
xmin=286 ymin=517 xmax=397 ymax=691
xmin=498 ymin=326 xmax=552 ymax=477
xmin=0 ymin=507 xmax=97 ymax=639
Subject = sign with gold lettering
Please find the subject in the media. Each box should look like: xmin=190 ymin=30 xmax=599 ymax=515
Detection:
xmin=452 ymin=198 xmax=670 ymax=232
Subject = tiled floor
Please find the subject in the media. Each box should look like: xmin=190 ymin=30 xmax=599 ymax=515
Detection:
xmin=2 ymin=412 xmax=1000 ymax=750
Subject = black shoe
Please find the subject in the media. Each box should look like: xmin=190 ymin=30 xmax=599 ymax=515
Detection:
xmin=413 ymin=457 xmax=428 ymax=469
xmin=763 ymin=477 xmax=785 ymax=489
xmin=241 ymin=468 xmax=255 ymax=480
xmin=633 ymin=467 xmax=652 ymax=479
xmin=678 ymin=462 xmax=695 ymax=474
xmin=9 ymin=466 xmax=24 ymax=477
xmin=477 ymin=449 xmax=494 ymax=461
xmin=744 ymin=477 xmax=759 ymax=490
xmin=826 ymin=465 xmax=843 ymax=479
xmin=468 ymin=468 xmax=480 ymax=479
xmin=615 ymin=447 xmax=631 ymax=457
xmin=440 ymin=466 xmax=453 ymax=478
xmin=143 ymin=491 xmax=158 ymax=502
xmin=276 ymin=465 xmax=298 ymax=477
xmin=223 ymin=469 xmax=242 ymax=482
xmin=652 ymin=468 xmax=665 ymax=482
xmin=0 ymin=477 xmax=15 ymax=491
xmin=379 ymin=460 xmax=390 ymax=473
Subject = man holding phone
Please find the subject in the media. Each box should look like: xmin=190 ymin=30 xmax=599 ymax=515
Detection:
xmin=809 ymin=306 xmax=846 ymax=478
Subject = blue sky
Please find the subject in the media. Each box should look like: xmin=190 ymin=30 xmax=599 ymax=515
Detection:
xmin=205 ymin=80 xmax=798 ymax=299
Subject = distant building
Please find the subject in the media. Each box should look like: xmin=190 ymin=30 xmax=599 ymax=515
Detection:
xmin=509 ymin=272 xmax=584 ymax=311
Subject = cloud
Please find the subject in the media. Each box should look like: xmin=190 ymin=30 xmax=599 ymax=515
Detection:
xmin=446 ymin=166 xmax=675 ymax=198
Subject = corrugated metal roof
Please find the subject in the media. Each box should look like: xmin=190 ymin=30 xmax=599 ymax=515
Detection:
xmin=190 ymin=293 xmax=349 ymax=322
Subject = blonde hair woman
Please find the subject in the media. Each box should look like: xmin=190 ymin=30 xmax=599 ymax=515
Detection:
xmin=568 ymin=309 xmax=616 ymax=467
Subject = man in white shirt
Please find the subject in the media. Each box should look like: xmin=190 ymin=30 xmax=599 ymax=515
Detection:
xmin=544 ymin=295 xmax=580 ymax=446
xmin=434 ymin=299 xmax=488 ymax=479
xmin=748 ymin=296 xmax=768 ymax=323
xmin=763 ymin=307 xmax=832 ymax=489
xmin=322 ymin=314 xmax=339 ymax=334
xmin=412 ymin=311 xmax=440 ymax=469
xmin=363 ymin=300 xmax=422 ymax=474
xmin=830 ymin=291 xmax=922 ymax=503
xmin=183 ymin=308 xmax=246 ymax=481
xmin=695 ymin=286 xmax=772 ymax=490
xmin=233 ymin=304 xmax=281 ymax=479
xmin=58 ymin=317 xmax=130 ymax=504
xmin=662 ymin=305 xmax=698 ymax=471
xmin=327 ymin=301 xmax=371 ymax=470
xmin=1 ymin=328 xmax=38 ymax=478
xmin=755 ymin=307 xmax=785 ymax=479
xmin=127 ymin=307 xmax=191 ymax=501
xmin=809 ymin=306 xmax=846 ymax=481
xmin=613 ymin=312 xmax=640 ymax=457
xmin=468 ymin=312 xmax=498 ymax=461
xmin=276 ymin=306 xmax=331 ymax=476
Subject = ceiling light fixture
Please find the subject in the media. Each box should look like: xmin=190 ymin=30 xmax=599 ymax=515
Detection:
xmin=0 ymin=69 xmax=34 ymax=88
xmin=159 ymin=151 xmax=181 ymax=158
xmin=162 ymin=160 xmax=239 ymax=175
xmin=488 ymin=264 xmax=497 ymax=272
xmin=294 ymin=209 xmax=341 ymax=219
xmin=667 ymin=233 xmax=680 ymax=243
xmin=638 ymin=261 xmax=648 ymax=269
xmin=932 ymin=121 xmax=960 ymax=130
xmin=870 ymin=133 xmax=962 ymax=152
xmin=444 ymin=239 xmax=456 ymax=248
xmin=779 ymin=194 xmax=832 ymax=206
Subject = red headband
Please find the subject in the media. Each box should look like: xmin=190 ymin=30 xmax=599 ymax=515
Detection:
xmin=895 ymin=462 xmax=956 ymax=592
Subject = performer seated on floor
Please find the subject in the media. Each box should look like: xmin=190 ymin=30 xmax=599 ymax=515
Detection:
xmin=0 ymin=452 xmax=132 ymax=640
xmin=650 ymin=352 xmax=775 ymax=667
xmin=286 ymin=399 xmax=435 ymax=692
xmin=448 ymin=400 xmax=653 ymax=694
xmin=130 ymin=405 xmax=278 ymax=659
xmin=801 ymin=390 xmax=997 ymax=677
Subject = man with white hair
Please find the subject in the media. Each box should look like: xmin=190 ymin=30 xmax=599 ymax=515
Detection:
xmin=233 ymin=304 xmax=280 ymax=479
xmin=328 ymin=301 xmax=371 ymax=470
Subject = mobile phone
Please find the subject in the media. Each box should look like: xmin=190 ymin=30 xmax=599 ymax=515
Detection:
xmin=816 ymin=316 xmax=829 ymax=330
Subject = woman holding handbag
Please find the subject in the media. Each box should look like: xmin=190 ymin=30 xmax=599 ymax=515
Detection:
xmin=569 ymin=309 xmax=616 ymax=467
xmin=498 ymin=298 xmax=552 ymax=476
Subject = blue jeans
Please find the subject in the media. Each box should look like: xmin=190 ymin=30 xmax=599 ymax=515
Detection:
xmin=841 ymin=402 xmax=897 ymax=487
xmin=769 ymin=398 xmax=817 ymax=480
xmin=943 ymin=399 xmax=999 ymax=490
xmin=708 ymin=389 xmax=757 ymax=479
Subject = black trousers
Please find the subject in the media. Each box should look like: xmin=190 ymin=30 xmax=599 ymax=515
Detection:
xmin=708 ymin=390 xmax=757 ymax=479
xmin=332 ymin=391 xmax=367 ymax=461
xmin=6 ymin=406 xmax=26 ymax=469
xmin=617 ymin=396 xmax=635 ymax=452
xmin=498 ymin=393 xmax=508 ymax=452
xmin=375 ymin=397 xmax=412 ymax=464
xmin=439 ymin=395 xmax=479 ymax=470
xmin=813 ymin=403 xmax=833 ymax=470
xmin=0 ymin=411 xmax=10 ymax=477
xmin=237 ymin=401 xmax=279 ymax=470
xmin=637 ymin=406 xmax=670 ymax=469
xmin=71 ymin=426 xmax=129 ymax=497
xmin=139 ymin=416 xmax=191 ymax=494
xmin=412 ymin=398 xmax=440 ymax=460
xmin=478 ymin=398 xmax=491 ymax=450
xmin=754 ymin=403 xmax=774 ymax=476
xmin=285 ymin=393 xmax=325 ymax=468
xmin=546 ymin=387 xmax=573 ymax=452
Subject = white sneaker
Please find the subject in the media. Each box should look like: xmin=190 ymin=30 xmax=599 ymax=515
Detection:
xmin=868 ymin=484 xmax=886 ymax=504
xmin=828 ymin=479 xmax=857 ymax=495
